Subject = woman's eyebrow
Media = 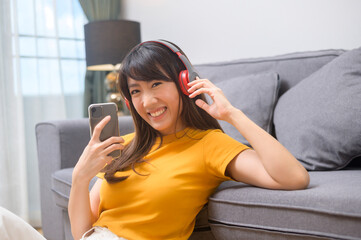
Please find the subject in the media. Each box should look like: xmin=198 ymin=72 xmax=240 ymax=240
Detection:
xmin=128 ymin=83 xmax=140 ymax=88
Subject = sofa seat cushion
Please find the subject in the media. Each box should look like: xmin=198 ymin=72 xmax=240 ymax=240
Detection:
xmin=208 ymin=170 xmax=361 ymax=240
xmin=51 ymin=168 xmax=97 ymax=209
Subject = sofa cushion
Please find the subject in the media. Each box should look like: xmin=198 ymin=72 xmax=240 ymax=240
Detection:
xmin=209 ymin=72 xmax=280 ymax=145
xmin=208 ymin=170 xmax=361 ymax=240
xmin=273 ymin=47 xmax=361 ymax=170
xmin=51 ymin=168 xmax=97 ymax=209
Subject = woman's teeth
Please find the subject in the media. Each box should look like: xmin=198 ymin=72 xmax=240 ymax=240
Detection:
xmin=150 ymin=108 xmax=166 ymax=117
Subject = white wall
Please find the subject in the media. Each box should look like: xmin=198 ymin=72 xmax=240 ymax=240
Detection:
xmin=123 ymin=0 xmax=361 ymax=64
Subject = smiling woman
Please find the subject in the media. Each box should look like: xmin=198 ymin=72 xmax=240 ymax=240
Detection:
xmin=67 ymin=40 xmax=309 ymax=240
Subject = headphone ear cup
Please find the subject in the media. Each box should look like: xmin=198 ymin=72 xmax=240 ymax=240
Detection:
xmin=179 ymin=70 xmax=190 ymax=95
xmin=125 ymin=98 xmax=130 ymax=110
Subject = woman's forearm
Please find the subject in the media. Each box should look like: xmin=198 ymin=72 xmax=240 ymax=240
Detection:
xmin=187 ymin=77 xmax=309 ymax=189
xmin=227 ymin=108 xmax=309 ymax=188
xmin=68 ymin=174 xmax=94 ymax=240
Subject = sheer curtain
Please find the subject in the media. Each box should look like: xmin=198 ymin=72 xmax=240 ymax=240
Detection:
xmin=0 ymin=0 xmax=86 ymax=226
xmin=0 ymin=0 xmax=28 ymax=221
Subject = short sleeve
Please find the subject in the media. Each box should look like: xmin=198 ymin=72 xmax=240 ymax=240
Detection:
xmin=203 ymin=130 xmax=250 ymax=180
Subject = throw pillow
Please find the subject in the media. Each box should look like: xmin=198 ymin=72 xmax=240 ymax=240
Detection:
xmin=273 ymin=47 xmax=361 ymax=170
xmin=207 ymin=72 xmax=280 ymax=146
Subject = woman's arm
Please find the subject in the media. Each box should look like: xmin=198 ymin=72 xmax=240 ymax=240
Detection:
xmin=68 ymin=177 xmax=95 ymax=240
xmin=225 ymin=109 xmax=309 ymax=190
xmin=68 ymin=116 xmax=124 ymax=239
xmin=188 ymin=78 xmax=309 ymax=190
xmin=68 ymin=178 xmax=102 ymax=240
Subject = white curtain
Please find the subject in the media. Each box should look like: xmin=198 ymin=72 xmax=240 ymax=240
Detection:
xmin=0 ymin=0 xmax=86 ymax=227
xmin=0 ymin=0 xmax=28 ymax=221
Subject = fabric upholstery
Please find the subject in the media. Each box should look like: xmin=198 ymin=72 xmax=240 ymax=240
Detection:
xmin=274 ymin=47 xmax=361 ymax=170
xmin=210 ymin=223 xmax=331 ymax=240
xmin=52 ymin=168 xmax=97 ymax=209
xmin=208 ymin=171 xmax=361 ymax=240
xmin=212 ymin=72 xmax=279 ymax=145
xmin=195 ymin=49 xmax=345 ymax=96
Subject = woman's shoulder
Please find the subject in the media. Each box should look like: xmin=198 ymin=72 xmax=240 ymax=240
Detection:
xmin=187 ymin=128 xmax=227 ymax=141
xmin=199 ymin=128 xmax=247 ymax=148
xmin=197 ymin=128 xmax=225 ymax=138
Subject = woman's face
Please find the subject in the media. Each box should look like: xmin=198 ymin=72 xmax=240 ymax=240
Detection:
xmin=127 ymin=77 xmax=185 ymax=136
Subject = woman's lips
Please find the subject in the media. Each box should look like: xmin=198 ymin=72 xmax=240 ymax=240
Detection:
xmin=148 ymin=107 xmax=167 ymax=117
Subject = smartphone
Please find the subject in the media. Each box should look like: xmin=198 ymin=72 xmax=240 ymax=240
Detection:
xmin=88 ymin=102 xmax=121 ymax=159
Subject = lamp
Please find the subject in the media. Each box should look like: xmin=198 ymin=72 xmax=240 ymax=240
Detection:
xmin=84 ymin=20 xmax=141 ymax=115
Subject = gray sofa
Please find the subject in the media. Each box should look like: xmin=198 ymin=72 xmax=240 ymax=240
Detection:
xmin=36 ymin=48 xmax=361 ymax=240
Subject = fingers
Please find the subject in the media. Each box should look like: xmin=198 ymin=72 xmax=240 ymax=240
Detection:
xmin=195 ymin=99 xmax=210 ymax=112
xmin=98 ymin=136 xmax=124 ymax=157
xmin=101 ymin=134 xmax=124 ymax=148
xmin=91 ymin=115 xmax=111 ymax=141
xmin=187 ymin=77 xmax=217 ymax=98
xmin=188 ymin=77 xmax=213 ymax=87
xmin=102 ymin=136 xmax=124 ymax=146
xmin=103 ymin=143 xmax=123 ymax=156
xmin=84 ymin=141 xmax=123 ymax=168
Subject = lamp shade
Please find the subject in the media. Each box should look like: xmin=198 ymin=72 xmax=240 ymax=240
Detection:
xmin=84 ymin=20 xmax=141 ymax=70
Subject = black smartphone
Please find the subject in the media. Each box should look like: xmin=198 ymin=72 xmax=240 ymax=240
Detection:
xmin=88 ymin=102 xmax=121 ymax=159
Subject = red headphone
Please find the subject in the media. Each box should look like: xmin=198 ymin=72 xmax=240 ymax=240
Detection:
xmin=150 ymin=40 xmax=199 ymax=95
xmin=124 ymin=40 xmax=199 ymax=109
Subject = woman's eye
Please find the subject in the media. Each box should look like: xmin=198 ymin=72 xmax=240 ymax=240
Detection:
xmin=152 ymin=82 xmax=162 ymax=88
xmin=130 ymin=90 xmax=139 ymax=95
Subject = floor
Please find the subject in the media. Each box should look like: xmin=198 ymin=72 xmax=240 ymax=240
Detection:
xmin=35 ymin=227 xmax=43 ymax=235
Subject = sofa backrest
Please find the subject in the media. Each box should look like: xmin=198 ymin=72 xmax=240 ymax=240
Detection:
xmin=196 ymin=48 xmax=361 ymax=169
xmin=195 ymin=49 xmax=345 ymax=96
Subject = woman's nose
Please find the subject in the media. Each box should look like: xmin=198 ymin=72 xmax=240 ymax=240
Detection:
xmin=142 ymin=92 xmax=157 ymax=107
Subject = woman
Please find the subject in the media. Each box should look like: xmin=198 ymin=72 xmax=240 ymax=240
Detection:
xmin=69 ymin=40 xmax=309 ymax=240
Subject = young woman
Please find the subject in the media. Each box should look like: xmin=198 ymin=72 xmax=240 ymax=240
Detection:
xmin=69 ymin=40 xmax=309 ymax=240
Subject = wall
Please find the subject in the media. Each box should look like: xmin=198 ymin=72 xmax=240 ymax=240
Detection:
xmin=123 ymin=0 xmax=361 ymax=64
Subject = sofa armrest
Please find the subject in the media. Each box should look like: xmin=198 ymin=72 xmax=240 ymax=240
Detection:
xmin=35 ymin=116 xmax=134 ymax=240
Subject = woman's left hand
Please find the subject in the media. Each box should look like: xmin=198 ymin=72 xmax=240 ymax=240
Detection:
xmin=188 ymin=77 xmax=236 ymax=121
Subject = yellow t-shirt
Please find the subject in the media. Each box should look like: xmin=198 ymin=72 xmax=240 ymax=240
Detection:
xmin=94 ymin=127 xmax=249 ymax=240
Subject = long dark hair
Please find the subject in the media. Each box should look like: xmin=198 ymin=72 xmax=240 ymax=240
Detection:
xmin=102 ymin=40 xmax=222 ymax=183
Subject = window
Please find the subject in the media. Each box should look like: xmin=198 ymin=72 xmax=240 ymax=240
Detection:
xmin=11 ymin=0 xmax=87 ymax=96
xmin=8 ymin=0 xmax=87 ymax=226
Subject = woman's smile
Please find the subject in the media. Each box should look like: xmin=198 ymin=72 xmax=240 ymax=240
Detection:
xmin=148 ymin=107 xmax=167 ymax=118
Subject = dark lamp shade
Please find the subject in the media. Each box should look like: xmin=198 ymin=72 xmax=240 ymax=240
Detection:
xmin=84 ymin=20 xmax=141 ymax=70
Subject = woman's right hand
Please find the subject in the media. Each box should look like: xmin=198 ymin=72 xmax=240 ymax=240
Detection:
xmin=73 ymin=115 xmax=124 ymax=184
